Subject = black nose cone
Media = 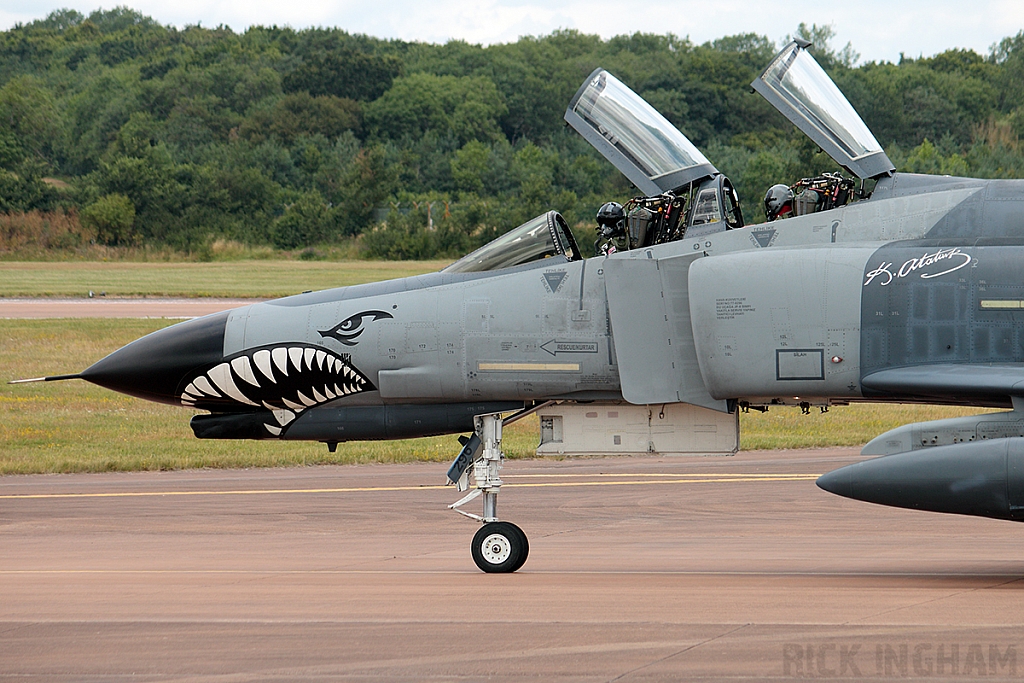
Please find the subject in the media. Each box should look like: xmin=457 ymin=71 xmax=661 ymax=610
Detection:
xmin=80 ymin=310 xmax=229 ymax=405
xmin=816 ymin=466 xmax=853 ymax=499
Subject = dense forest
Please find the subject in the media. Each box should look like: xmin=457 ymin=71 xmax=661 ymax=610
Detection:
xmin=2 ymin=8 xmax=1024 ymax=259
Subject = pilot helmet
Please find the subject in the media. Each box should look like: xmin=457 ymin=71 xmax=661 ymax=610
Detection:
xmin=596 ymin=201 xmax=626 ymax=235
xmin=764 ymin=184 xmax=794 ymax=221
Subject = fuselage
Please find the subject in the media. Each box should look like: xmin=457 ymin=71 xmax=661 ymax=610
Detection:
xmin=80 ymin=172 xmax=1024 ymax=442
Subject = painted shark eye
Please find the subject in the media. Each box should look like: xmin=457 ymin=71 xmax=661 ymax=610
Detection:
xmin=319 ymin=309 xmax=394 ymax=346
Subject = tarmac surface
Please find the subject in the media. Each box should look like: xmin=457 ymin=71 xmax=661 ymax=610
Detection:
xmin=4 ymin=299 xmax=1024 ymax=680
xmin=0 ymin=297 xmax=262 ymax=318
xmin=4 ymin=448 xmax=1024 ymax=681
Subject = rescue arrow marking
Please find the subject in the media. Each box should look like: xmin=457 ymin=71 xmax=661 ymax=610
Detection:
xmin=540 ymin=339 xmax=599 ymax=356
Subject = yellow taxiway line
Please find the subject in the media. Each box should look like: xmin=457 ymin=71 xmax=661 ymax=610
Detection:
xmin=0 ymin=474 xmax=821 ymax=500
xmin=506 ymin=472 xmax=817 ymax=478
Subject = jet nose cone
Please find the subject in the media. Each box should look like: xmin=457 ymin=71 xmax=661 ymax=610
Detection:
xmin=80 ymin=310 xmax=229 ymax=405
xmin=816 ymin=466 xmax=853 ymax=499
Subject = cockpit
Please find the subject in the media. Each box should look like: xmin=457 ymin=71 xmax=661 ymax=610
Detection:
xmin=443 ymin=40 xmax=895 ymax=270
xmin=564 ymin=68 xmax=743 ymax=253
xmin=442 ymin=211 xmax=580 ymax=274
xmin=565 ymin=41 xmax=895 ymax=252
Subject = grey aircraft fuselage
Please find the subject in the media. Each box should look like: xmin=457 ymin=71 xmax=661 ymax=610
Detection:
xmin=78 ymin=172 xmax=1024 ymax=446
xmin=39 ymin=41 xmax=1024 ymax=554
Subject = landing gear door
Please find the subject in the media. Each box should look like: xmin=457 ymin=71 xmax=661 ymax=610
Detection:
xmin=752 ymin=40 xmax=894 ymax=180
xmin=604 ymin=253 xmax=727 ymax=411
xmin=565 ymin=68 xmax=718 ymax=195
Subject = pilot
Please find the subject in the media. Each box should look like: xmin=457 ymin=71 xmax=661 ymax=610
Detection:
xmin=595 ymin=201 xmax=626 ymax=255
xmin=764 ymin=184 xmax=794 ymax=222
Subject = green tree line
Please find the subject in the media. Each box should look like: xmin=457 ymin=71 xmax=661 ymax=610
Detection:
xmin=2 ymin=8 xmax=1024 ymax=259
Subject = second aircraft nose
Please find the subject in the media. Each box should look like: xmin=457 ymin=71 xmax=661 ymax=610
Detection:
xmin=79 ymin=310 xmax=229 ymax=405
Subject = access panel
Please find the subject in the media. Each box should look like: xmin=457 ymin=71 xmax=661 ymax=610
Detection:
xmin=604 ymin=253 xmax=726 ymax=410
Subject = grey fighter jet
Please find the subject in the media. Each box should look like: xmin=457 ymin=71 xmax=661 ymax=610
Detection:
xmin=18 ymin=40 xmax=1024 ymax=572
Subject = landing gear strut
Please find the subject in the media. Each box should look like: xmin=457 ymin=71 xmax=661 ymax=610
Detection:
xmin=447 ymin=412 xmax=529 ymax=572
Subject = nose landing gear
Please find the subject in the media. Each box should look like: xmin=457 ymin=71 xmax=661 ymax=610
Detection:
xmin=447 ymin=411 xmax=529 ymax=573
xmin=472 ymin=521 xmax=529 ymax=573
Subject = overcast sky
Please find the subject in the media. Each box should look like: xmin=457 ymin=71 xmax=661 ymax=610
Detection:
xmin=3 ymin=0 xmax=1023 ymax=65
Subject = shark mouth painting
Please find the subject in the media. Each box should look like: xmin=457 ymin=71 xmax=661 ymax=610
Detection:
xmin=179 ymin=343 xmax=374 ymax=435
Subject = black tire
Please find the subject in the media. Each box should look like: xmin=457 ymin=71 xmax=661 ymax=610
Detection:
xmin=471 ymin=522 xmax=524 ymax=573
xmin=508 ymin=522 xmax=529 ymax=572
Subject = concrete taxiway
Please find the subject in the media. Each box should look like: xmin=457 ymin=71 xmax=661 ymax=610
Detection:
xmin=3 ymin=448 xmax=1024 ymax=681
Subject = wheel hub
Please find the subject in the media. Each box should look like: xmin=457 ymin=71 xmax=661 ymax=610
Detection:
xmin=480 ymin=533 xmax=511 ymax=564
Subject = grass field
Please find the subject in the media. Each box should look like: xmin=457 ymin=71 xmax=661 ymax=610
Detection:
xmin=0 ymin=319 xmax=997 ymax=475
xmin=0 ymin=260 xmax=449 ymax=298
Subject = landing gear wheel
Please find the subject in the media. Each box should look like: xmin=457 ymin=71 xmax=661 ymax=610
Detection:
xmin=472 ymin=521 xmax=527 ymax=573
xmin=508 ymin=523 xmax=529 ymax=572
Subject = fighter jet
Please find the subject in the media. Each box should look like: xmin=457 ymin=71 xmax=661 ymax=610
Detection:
xmin=16 ymin=39 xmax=1024 ymax=572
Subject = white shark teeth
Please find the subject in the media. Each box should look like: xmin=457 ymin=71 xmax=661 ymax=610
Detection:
xmin=264 ymin=407 xmax=296 ymax=434
xmin=231 ymin=356 xmax=260 ymax=388
xmin=193 ymin=376 xmax=220 ymax=397
xmin=183 ymin=344 xmax=367 ymax=412
xmin=207 ymin=363 xmax=258 ymax=406
xmin=272 ymin=409 xmax=295 ymax=426
xmin=272 ymin=348 xmax=289 ymax=377
xmin=264 ymin=406 xmax=300 ymax=435
xmin=282 ymin=397 xmax=305 ymax=412
xmin=253 ymin=349 xmax=276 ymax=384
xmin=289 ymin=347 xmax=304 ymax=373
xmin=181 ymin=379 xmax=213 ymax=407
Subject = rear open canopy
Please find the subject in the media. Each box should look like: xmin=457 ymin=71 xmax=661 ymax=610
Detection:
xmin=752 ymin=40 xmax=894 ymax=179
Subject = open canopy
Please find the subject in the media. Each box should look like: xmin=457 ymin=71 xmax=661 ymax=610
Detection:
xmin=752 ymin=40 xmax=894 ymax=179
xmin=442 ymin=211 xmax=580 ymax=274
xmin=565 ymin=68 xmax=718 ymax=196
